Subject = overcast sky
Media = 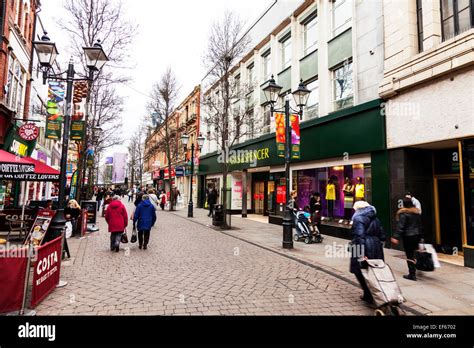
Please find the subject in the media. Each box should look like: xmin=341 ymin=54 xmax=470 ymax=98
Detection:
xmin=39 ymin=0 xmax=276 ymax=159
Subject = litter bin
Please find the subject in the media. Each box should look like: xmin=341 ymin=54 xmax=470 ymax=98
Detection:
xmin=212 ymin=204 xmax=224 ymax=226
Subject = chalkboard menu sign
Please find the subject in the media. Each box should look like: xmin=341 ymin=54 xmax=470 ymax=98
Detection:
xmin=81 ymin=201 xmax=97 ymax=224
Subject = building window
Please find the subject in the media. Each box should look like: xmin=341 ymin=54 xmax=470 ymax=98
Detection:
xmin=417 ymin=0 xmax=424 ymax=51
xmin=332 ymin=60 xmax=353 ymax=111
xmin=262 ymin=105 xmax=272 ymax=134
xmin=303 ymin=13 xmax=318 ymax=56
xmin=280 ymin=35 xmax=292 ymax=71
xmin=262 ymin=50 xmax=271 ymax=83
xmin=247 ymin=63 xmax=254 ymax=88
xmin=331 ymin=0 xmax=352 ymax=37
xmin=6 ymin=54 xmax=25 ymax=113
xmin=305 ymin=79 xmax=319 ymax=120
xmin=246 ymin=109 xmax=255 ymax=139
xmin=441 ymin=0 xmax=473 ymax=41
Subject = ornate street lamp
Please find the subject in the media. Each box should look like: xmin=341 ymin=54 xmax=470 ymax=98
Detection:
xmin=262 ymin=76 xmax=311 ymax=249
xmin=181 ymin=133 xmax=205 ymax=218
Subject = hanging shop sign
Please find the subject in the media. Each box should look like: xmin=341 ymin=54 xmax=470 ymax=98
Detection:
xmin=45 ymin=81 xmax=65 ymax=140
xmin=70 ymin=121 xmax=85 ymax=141
xmin=175 ymin=166 xmax=185 ymax=177
xmin=45 ymin=120 xmax=62 ymax=140
xmin=18 ymin=123 xmax=39 ymax=141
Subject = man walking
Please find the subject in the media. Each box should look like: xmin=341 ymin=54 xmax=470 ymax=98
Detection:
xmin=134 ymin=194 xmax=157 ymax=250
xmin=207 ymin=185 xmax=217 ymax=218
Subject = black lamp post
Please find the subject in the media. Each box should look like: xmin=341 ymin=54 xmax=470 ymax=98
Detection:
xmin=262 ymin=76 xmax=311 ymax=249
xmin=33 ymin=33 xmax=108 ymax=247
xmin=181 ymin=134 xmax=205 ymax=218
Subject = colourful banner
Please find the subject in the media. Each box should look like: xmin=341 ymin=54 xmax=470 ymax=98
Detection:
xmin=45 ymin=120 xmax=62 ymax=140
xmin=46 ymin=82 xmax=65 ymax=140
xmin=30 ymin=236 xmax=62 ymax=308
xmin=70 ymin=121 xmax=85 ymax=141
xmin=290 ymin=114 xmax=300 ymax=159
xmin=275 ymin=113 xmax=285 ymax=158
xmin=0 ymin=249 xmax=28 ymax=313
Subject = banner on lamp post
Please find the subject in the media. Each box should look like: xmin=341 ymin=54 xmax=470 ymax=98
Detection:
xmin=275 ymin=113 xmax=285 ymax=158
xmin=70 ymin=121 xmax=85 ymax=141
xmin=45 ymin=120 xmax=62 ymax=140
xmin=290 ymin=114 xmax=300 ymax=160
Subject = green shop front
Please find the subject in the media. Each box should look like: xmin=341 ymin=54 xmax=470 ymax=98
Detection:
xmin=198 ymin=99 xmax=390 ymax=239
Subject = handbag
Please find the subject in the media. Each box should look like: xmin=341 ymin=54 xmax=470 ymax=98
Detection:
xmin=121 ymin=230 xmax=129 ymax=244
xmin=415 ymin=248 xmax=434 ymax=272
xmin=130 ymin=226 xmax=137 ymax=243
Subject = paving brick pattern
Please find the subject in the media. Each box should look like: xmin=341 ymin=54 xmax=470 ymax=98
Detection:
xmin=35 ymin=200 xmax=377 ymax=316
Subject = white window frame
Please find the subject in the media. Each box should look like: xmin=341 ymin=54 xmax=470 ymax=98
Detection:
xmin=280 ymin=36 xmax=292 ymax=71
xmin=332 ymin=60 xmax=354 ymax=111
xmin=6 ymin=54 xmax=25 ymax=113
xmin=303 ymin=15 xmax=318 ymax=56
xmin=261 ymin=50 xmax=272 ymax=83
xmin=331 ymin=0 xmax=352 ymax=38
xmin=304 ymin=79 xmax=319 ymax=120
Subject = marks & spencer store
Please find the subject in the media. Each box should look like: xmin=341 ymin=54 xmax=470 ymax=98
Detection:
xmin=198 ymin=99 xmax=390 ymax=239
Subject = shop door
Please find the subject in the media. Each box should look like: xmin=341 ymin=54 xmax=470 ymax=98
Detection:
xmin=254 ymin=182 xmax=265 ymax=215
xmin=435 ymin=178 xmax=463 ymax=251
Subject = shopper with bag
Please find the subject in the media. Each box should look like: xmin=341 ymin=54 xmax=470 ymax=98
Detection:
xmin=104 ymin=195 xmax=128 ymax=252
xmin=391 ymin=197 xmax=423 ymax=281
xmin=133 ymin=194 xmax=157 ymax=250
xmin=350 ymin=201 xmax=386 ymax=305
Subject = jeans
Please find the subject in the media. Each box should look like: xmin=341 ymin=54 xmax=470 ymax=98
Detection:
xmin=128 ymin=196 xmax=132 ymax=202
xmin=97 ymin=199 xmax=102 ymax=211
xmin=138 ymin=230 xmax=150 ymax=247
xmin=110 ymin=232 xmax=122 ymax=250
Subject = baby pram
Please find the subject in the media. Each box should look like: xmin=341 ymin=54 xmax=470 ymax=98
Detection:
xmin=361 ymin=259 xmax=406 ymax=316
xmin=292 ymin=209 xmax=323 ymax=244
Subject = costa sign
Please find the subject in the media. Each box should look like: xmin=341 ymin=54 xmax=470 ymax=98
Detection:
xmin=18 ymin=123 xmax=39 ymax=141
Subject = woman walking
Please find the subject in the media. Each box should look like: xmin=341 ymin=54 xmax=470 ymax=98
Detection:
xmin=133 ymin=195 xmax=157 ymax=250
xmin=350 ymin=201 xmax=386 ymax=304
xmin=391 ymin=197 xmax=422 ymax=281
xmin=104 ymin=196 xmax=128 ymax=252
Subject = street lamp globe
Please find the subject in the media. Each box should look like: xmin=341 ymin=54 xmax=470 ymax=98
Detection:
xmin=197 ymin=135 xmax=206 ymax=148
xmin=181 ymin=134 xmax=190 ymax=146
xmin=33 ymin=33 xmax=59 ymax=68
xmin=262 ymin=75 xmax=282 ymax=105
xmin=83 ymin=40 xmax=109 ymax=71
xmin=292 ymin=79 xmax=311 ymax=108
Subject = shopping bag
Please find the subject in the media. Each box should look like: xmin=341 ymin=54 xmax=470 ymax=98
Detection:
xmin=204 ymin=200 xmax=208 ymax=209
xmin=130 ymin=227 xmax=137 ymax=243
xmin=415 ymin=249 xmax=435 ymax=272
xmin=65 ymin=221 xmax=73 ymax=239
xmin=121 ymin=231 xmax=129 ymax=244
xmin=419 ymin=243 xmax=441 ymax=268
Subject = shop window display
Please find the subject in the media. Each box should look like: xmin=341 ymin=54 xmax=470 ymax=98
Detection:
xmin=294 ymin=163 xmax=371 ymax=228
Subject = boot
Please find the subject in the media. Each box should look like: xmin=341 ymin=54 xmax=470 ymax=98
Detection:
xmin=403 ymin=261 xmax=417 ymax=281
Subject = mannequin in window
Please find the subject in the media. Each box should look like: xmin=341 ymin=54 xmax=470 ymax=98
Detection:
xmin=343 ymin=177 xmax=354 ymax=219
xmin=326 ymin=179 xmax=336 ymax=219
xmin=355 ymin=177 xmax=365 ymax=202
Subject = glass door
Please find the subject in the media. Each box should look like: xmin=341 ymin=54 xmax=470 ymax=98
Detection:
xmin=253 ymin=181 xmax=265 ymax=215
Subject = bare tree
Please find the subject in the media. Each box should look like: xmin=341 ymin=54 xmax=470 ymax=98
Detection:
xmin=59 ymin=0 xmax=137 ymax=197
xmin=148 ymin=67 xmax=180 ymax=210
xmin=127 ymin=119 xmax=147 ymax=190
xmin=202 ymin=11 xmax=251 ymax=228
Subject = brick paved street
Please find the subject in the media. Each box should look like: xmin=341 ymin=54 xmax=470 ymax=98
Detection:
xmin=35 ymin=199 xmax=375 ymax=315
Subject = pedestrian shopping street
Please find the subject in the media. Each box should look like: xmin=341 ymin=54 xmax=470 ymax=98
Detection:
xmin=33 ymin=198 xmax=473 ymax=316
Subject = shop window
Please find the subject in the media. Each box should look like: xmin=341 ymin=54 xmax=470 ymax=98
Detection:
xmin=332 ymin=60 xmax=353 ymax=111
xmin=331 ymin=0 xmax=352 ymax=38
xmin=293 ymin=163 xmax=371 ymax=228
xmin=441 ymin=0 xmax=473 ymax=41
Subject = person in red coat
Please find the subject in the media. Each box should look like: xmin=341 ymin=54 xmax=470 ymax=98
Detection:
xmin=104 ymin=196 xmax=128 ymax=252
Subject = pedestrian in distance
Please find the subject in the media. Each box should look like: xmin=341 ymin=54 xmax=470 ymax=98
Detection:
xmin=147 ymin=188 xmax=160 ymax=211
xmin=96 ymin=188 xmax=105 ymax=211
xmin=405 ymin=191 xmax=422 ymax=214
xmin=288 ymin=190 xmax=298 ymax=210
xmin=104 ymin=195 xmax=128 ymax=252
xmin=159 ymin=190 xmax=167 ymax=211
xmin=350 ymin=201 xmax=386 ymax=305
xmin=207 ymin=185 xmax=218 ymax=217
xmin=309 ymin=192 xmax=322 ymax=233
xmin=391 ymin=197 xmax=422 ymax=281
xmin=127 ymin=189 xmax=133 ymax=202
xmin=133 ymin=194 xmax=157 ymax=250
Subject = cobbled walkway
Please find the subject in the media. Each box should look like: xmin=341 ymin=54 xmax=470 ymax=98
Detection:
xmin=35 ymin=199 xmax=375 ymax=315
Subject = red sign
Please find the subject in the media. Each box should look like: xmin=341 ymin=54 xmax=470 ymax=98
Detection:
xmin=0 ymin=249 xmax=28 ymax=313
xmin=164 ymin=167 xmax=176 ymax=179
xmin=18 ymin=123 xmax=40 ymax=141
xmin=277 ymin=186 xmax=286 ymax=204
xmin=30 ymin=236 xmax=62 ymax=308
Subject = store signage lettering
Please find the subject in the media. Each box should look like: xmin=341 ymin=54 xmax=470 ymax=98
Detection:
xmin=0 ymin=163 xmax=34 ymax=174
xmin=10 ymin=140 xmax=29 ymax=157
xmin=219 ymin=148 xmax=270 ymax=167
xmin=0 ymin=173 xmax=59 ymax=181
xmin=18 ymin=124 xmax=39 ymax=141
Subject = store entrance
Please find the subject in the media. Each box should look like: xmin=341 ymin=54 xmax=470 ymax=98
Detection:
xmin=253 ymin=181 xmax=265 ymax=215
xmin=435 ymin=177 xmax=463 ymax=252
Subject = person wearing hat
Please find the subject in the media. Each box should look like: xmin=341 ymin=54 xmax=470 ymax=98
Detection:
xmin=350 ymin=200 xmax=386 ymax=305
xmin=133 ymin=194 xmax=157 ymax=250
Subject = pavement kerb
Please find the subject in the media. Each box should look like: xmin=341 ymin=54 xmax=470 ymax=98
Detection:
xmin=169 ymin=210 xmax=425 ymax=316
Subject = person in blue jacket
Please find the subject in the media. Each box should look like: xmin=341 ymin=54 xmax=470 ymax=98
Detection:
xmin=133 ymin=194 xmax=157 ymax=250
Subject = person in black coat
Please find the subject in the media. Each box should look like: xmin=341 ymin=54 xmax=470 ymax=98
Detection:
xmin=207 ymin=186 xmax=218 ymax=217
xmin=309 ymin=192 xmax=322 ymax=232
xmin=350 ymin=201 xmax=386 ymax=304
xmin=391 ymin=197 xmax=422 ymax=281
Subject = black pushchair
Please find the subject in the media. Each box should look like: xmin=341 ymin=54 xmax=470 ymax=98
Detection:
xmin=292 ymin=209 xmax=323 ymax=244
